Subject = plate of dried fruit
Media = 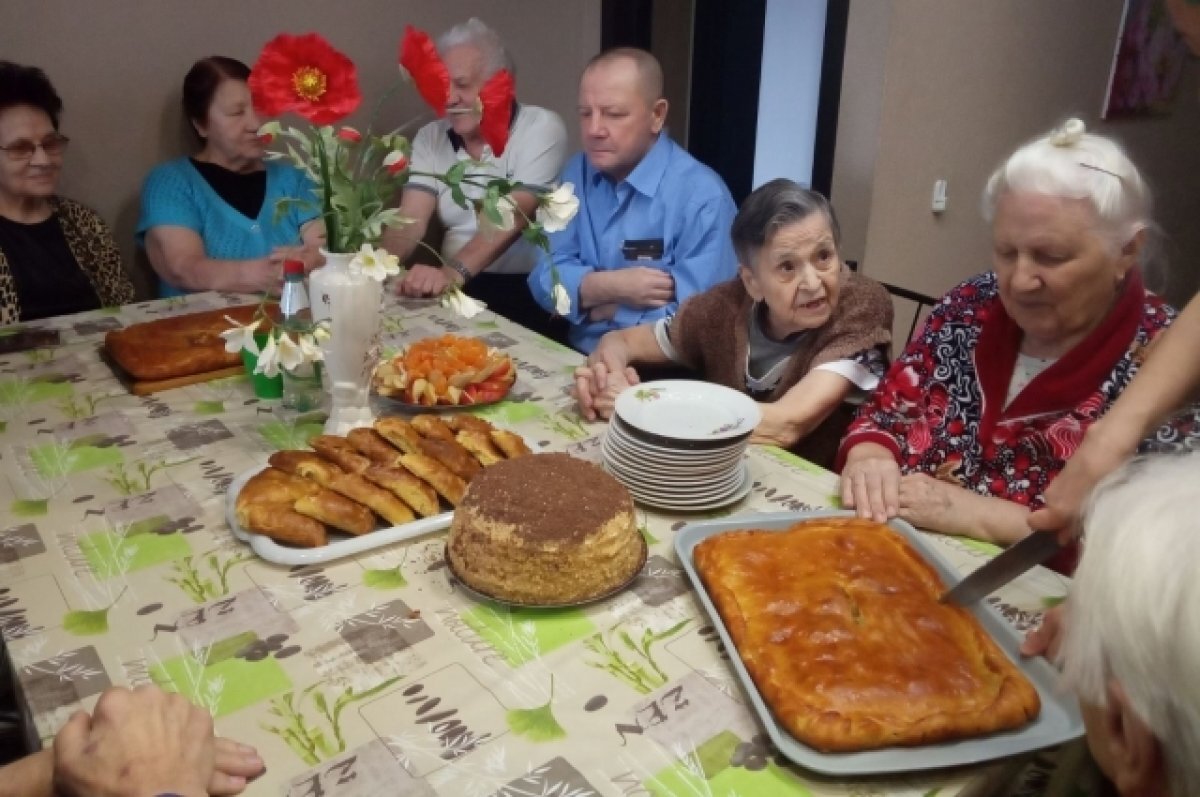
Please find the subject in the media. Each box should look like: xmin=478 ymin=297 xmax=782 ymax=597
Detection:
xmin=373 ymin=334 xmax=515 ymax=410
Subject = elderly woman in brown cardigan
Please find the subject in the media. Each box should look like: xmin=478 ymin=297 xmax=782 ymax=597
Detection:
xmin=574 ymin=179 xmax=892 ymax=468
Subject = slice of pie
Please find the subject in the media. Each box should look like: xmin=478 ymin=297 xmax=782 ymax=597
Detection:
xmin=693 ymin=518 xmax=1040 ymax=752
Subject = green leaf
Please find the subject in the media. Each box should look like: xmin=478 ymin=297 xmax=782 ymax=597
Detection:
xmin=63 ymin=607 xmax=110 ymax=635
xmin=651 ymin=618 xmax=691 ymax=643
xmin=638 ymin=524 xmax=659 ymax=545
xmin=445 ymin=160 xmax=468 ymax=185
xmin=450 ymin=184 xmax=468 ymax=209
xmin=506 ymin=700 xmax=566 ymax=741
xmin=363 ymin=567 xmax=407 ymax=590
xmin=1042 ymin=595 xmax=1067 ymax=608
xmin=482 ymin=197 xmax=503 ymax=227
xmin=11 ymin=498 xmax=48 ymax=517
xmin=193 ymin=400 xmax=225 ymax=415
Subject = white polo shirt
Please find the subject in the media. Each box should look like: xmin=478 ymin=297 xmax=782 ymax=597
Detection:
xmin=406 ymin=103 xmax=568 ymax=275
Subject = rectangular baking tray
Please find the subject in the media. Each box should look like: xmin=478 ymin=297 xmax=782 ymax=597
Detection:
xmin=675 ymin=509 xmax=1084 ymax=776
xmin=225 ymin=464 xmax=452 ymax=566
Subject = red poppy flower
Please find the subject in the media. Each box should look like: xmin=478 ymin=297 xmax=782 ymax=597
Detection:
xmin=250 ymin=33 xmax=362 ymax=125
xmin=399 ymin=26 xmax=449 ymax=116
xmin=478 ymin=69 xmax=515 ymax=156
xmin=336 ymin=126 xmax=362 ymax=143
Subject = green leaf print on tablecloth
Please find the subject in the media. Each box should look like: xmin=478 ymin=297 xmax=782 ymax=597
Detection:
xmin=62 ymin=588 xmax=127 ymax=636
xmin=259 ymin=417 xmax=326 ymax=450
xmin=58 ymin=392 xmax=120 ymax=421
xmin=506 ymin=674 xmax=566 ymax=741
xmin=363 ymin=566 xmax=407 ymax=590
xmin=953 ymin=536 xmax=1004 ymax=557
xmin=646 ymin=756 xmax=812 ymax=797
xmin=10 ymin=498 xmax=48 ymax=517
xmin=193 ymin=400 xmax=226 ymax=415
xmin=462 ymin=604 xmax=596 ymax=667
xmin=167 ymin=552 xmax=252 ymax=603
xmin=30 ymin=441 xmax=122 ymax=477
xmin=472 ymin=400 xmax=546 ymax=426
xmin=104 ymin=458 xmax=197 ymax=496
xmin=0 ymin=377 xmax=72 ymax=407
xmin=583 ymin=620 xmax=690 ymax=694
xmin=151 ymin=648 xmax=293 ymax=718
xmin=262 ymin=677 xmax=402 ymax=765
xmin=79 ymin=529 xmax=192 ymax=578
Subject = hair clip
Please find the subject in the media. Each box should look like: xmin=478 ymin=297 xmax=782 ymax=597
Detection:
xmin=1078 ymin=162 xmax=1122 ymax=180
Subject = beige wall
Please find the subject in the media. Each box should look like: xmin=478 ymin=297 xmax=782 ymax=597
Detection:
xmin=832 ymin=0 xmax=1200 ymax=330
xmin=0 ymin=1 xmax=600 ymax=298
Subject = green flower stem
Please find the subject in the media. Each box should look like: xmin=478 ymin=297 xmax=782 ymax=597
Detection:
xmin=314 ymin=130 xmax=340 ymax=252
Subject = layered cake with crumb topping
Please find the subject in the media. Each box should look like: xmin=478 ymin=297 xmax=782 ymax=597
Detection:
xmin=447 ymin=452 xmax=645 ymax=604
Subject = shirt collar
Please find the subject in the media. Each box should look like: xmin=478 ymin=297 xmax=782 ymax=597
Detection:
xmin=589 ymin=132 xmax=671 ymax=197
xmin=447 ymin=101 xmax=521 ymax=153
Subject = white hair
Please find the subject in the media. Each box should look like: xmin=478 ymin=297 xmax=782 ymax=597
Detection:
xmin=982 ymin=118 xmax=1153 ymax=257
xmin=1059 ymin=452 xmax=1200 ymax=797
xmin=437 ymin=18 xmax=514 ymax=80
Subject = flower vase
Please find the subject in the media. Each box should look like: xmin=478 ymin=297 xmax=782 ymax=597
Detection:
xmin=311 ymin=249 xmax=383 ymax=434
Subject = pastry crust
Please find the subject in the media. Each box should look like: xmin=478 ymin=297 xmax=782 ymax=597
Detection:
xmin=268 ymin=450 xmax=346 ymax=487
xmin=362 ymin=464 xmax=441 ymax=518
xmin=310 ymin=435 xmax=372 ymax=474
xmin=420 ymin=437 xmax=482 ymax=480
xmin=411 ymin=414 xmax=457 ymax=442
xmin=374 ymin=417 xmax=425 ymax=454
xmin=328 ymin=473 xmax=415 ymax=526
xmin=346 ymin=428 xmax=404 ymax=467
xmin=490 ymin=429 xmax=531 ymax=459
xmin=294 ymin=489 xmax=376 ymax=535
xmin=400 ymin=453 xmax=467 ymax=505
xmin=105 ymin=304 xmax=267 ymax=381
xmin=456 ymin=429 xmax=505 ymax=466
xmin=693 ymin=518 xmax=1041 ymax=753
xmin=442 ymin=413 xmax=494 ymax=434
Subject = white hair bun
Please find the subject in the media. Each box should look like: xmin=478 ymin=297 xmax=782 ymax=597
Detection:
xmin=1049 ymin=118 xmax=1087 ymax=147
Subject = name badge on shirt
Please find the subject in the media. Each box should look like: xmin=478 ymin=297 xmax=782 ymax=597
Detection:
xmin=622 ymin=238 xmax=665 ymax=261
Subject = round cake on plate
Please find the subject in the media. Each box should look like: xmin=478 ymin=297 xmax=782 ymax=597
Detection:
xmin=447 ymin=452 xmax=646 ymax=605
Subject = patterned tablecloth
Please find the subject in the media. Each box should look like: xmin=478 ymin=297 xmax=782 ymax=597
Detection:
xmin=0 ymin=292 xmax=1073 ymax=797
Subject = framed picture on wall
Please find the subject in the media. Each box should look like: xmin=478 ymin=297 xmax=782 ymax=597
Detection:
xmin=1102 ymin=0 xmax=1192 ymax=118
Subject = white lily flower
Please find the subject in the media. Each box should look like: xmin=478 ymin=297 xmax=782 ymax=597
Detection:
xmin=220 ymin=315 xmax=261 ymax=355
xmin=552 ymin=282 xmax=572 ymax=316
xmin=254 ymin=333 xmax=281 ymax=378
xmin=348 ymin=243 xmax=401 ymax=282
xmin=297 ymin=333 xmax=324 ymax=362
xmin=312 ymin=322 xmax=331 ymax=343
xmin=440 ymin=286 xmax=487 ymax=319
xmin=275 ymin=333 xmax=306 ymax=373
xmin=536 ymin=182 xmax=580 ymax=233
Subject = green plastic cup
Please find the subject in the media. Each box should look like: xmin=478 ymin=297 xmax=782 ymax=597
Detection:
xmin=241 ymin=333 xmax=284 ymax=399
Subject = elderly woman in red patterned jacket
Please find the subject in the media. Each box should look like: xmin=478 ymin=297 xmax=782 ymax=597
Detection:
xmin=838 ymin=118 xmax=1200 ymax=573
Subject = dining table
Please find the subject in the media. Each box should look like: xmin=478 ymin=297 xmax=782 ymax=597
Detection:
xmin=0 ymin=290 xmax=1078 ymax=797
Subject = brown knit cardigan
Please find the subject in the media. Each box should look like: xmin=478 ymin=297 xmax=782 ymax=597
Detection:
xmin=668 ymin=271 xmax=894 ymax=467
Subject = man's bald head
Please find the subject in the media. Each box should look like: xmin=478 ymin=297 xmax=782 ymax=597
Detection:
xmin=584 ymin=47 xmax=664 ymax=106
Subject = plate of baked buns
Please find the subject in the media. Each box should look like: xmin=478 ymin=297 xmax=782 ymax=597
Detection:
xmin=226 ymin=413 xmax=532 ymax=566
xmin=676 ymin=510 xmax=1083 ymax=775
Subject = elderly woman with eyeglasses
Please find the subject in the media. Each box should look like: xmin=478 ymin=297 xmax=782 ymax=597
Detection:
xmin=838 ymin=119 xmax=1200 ymax=574
xmin=0 ymin=62 xmax=134 ymax=324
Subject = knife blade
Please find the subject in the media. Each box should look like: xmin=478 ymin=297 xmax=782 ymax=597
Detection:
xmin=940 ymin=530 xmax=1062 ymax=605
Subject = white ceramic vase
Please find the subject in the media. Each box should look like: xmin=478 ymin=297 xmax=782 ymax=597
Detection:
xmin=310 ymin=249 xmax=383 ymax=434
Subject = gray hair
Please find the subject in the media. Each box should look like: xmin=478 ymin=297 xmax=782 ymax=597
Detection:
xmin=730 ymin=179 xmax=841 ymax=267
xmin=982 ymin=118 xmax=1154 ymax=259
xmin=1059 ymin=452 xmax=1200 ymax=797
xmin=437 ymin=18 xmax=514 ymax=80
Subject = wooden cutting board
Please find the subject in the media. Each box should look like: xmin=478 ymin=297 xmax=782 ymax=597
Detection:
xmin=100 ymin=346 xmax=248 ymax=396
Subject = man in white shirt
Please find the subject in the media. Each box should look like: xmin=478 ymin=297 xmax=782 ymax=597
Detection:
xmin=382 ymin=18 xmax=568 ymax=338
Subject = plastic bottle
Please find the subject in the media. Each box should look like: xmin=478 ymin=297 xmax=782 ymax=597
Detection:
xmin=279 ymin=260 xmax=322 ymax=411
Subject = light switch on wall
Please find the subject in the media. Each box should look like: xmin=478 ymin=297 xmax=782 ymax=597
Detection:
xmin=932 ymin=179 xmax=948 ymax=213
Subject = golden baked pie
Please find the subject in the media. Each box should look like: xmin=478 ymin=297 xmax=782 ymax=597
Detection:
xmin=693 ymin=518 xmax=1040 ymax=752
xmin=105 ymin=304 xmax=269 ymax=381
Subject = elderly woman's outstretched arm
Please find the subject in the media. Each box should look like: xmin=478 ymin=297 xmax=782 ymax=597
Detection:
xmin=752 ymin=369 xmax=856 ymax=449
xmin=1031 ymin=293 xmax=1200 ymax=540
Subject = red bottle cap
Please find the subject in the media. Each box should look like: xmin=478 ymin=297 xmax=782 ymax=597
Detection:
xmin=283 ymin=260 xmax=305 ymax=276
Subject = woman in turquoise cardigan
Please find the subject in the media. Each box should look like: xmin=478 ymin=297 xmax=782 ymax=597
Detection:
xmin=137 ymin=56 xmax=323 ymax=297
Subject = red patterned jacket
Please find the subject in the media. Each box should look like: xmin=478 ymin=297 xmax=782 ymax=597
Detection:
xmin=837 ymin=270 xmax=1200 ymax=573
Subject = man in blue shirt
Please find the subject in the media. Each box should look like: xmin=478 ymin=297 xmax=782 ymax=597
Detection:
xmin=528 ymin=48 xmax=738 ymax=353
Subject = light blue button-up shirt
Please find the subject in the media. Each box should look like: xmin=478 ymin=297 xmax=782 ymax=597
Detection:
xmin=528 ymin=134 xmax=738 ymax=353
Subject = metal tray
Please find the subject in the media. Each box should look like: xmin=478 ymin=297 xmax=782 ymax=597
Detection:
xmin=674 ymin=509 xmax=1084 ymax=776
xmin=226 ymin=465 xmax=452 ymax=566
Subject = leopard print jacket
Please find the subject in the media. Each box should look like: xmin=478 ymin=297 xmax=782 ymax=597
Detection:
xmin=0 ymin=197 xmax=136 ymax=325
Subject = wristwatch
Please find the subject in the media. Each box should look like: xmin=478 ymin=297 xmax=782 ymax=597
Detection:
xmin=446 ymin=258 xmax=473 ymax=286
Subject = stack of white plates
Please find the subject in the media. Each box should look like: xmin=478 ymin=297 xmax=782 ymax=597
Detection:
xmin=603 ymin=380 xmax=761 ymax=511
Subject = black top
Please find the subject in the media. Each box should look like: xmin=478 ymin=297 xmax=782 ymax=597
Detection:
xmin=0 ymin=213 xmax=100 ymax=321
xmin=189 ymin=158 xmax=267 ymax=220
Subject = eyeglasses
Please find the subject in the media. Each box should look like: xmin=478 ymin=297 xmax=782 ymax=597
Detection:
xmin=0 ymin=135 xmax=70 ymax=161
